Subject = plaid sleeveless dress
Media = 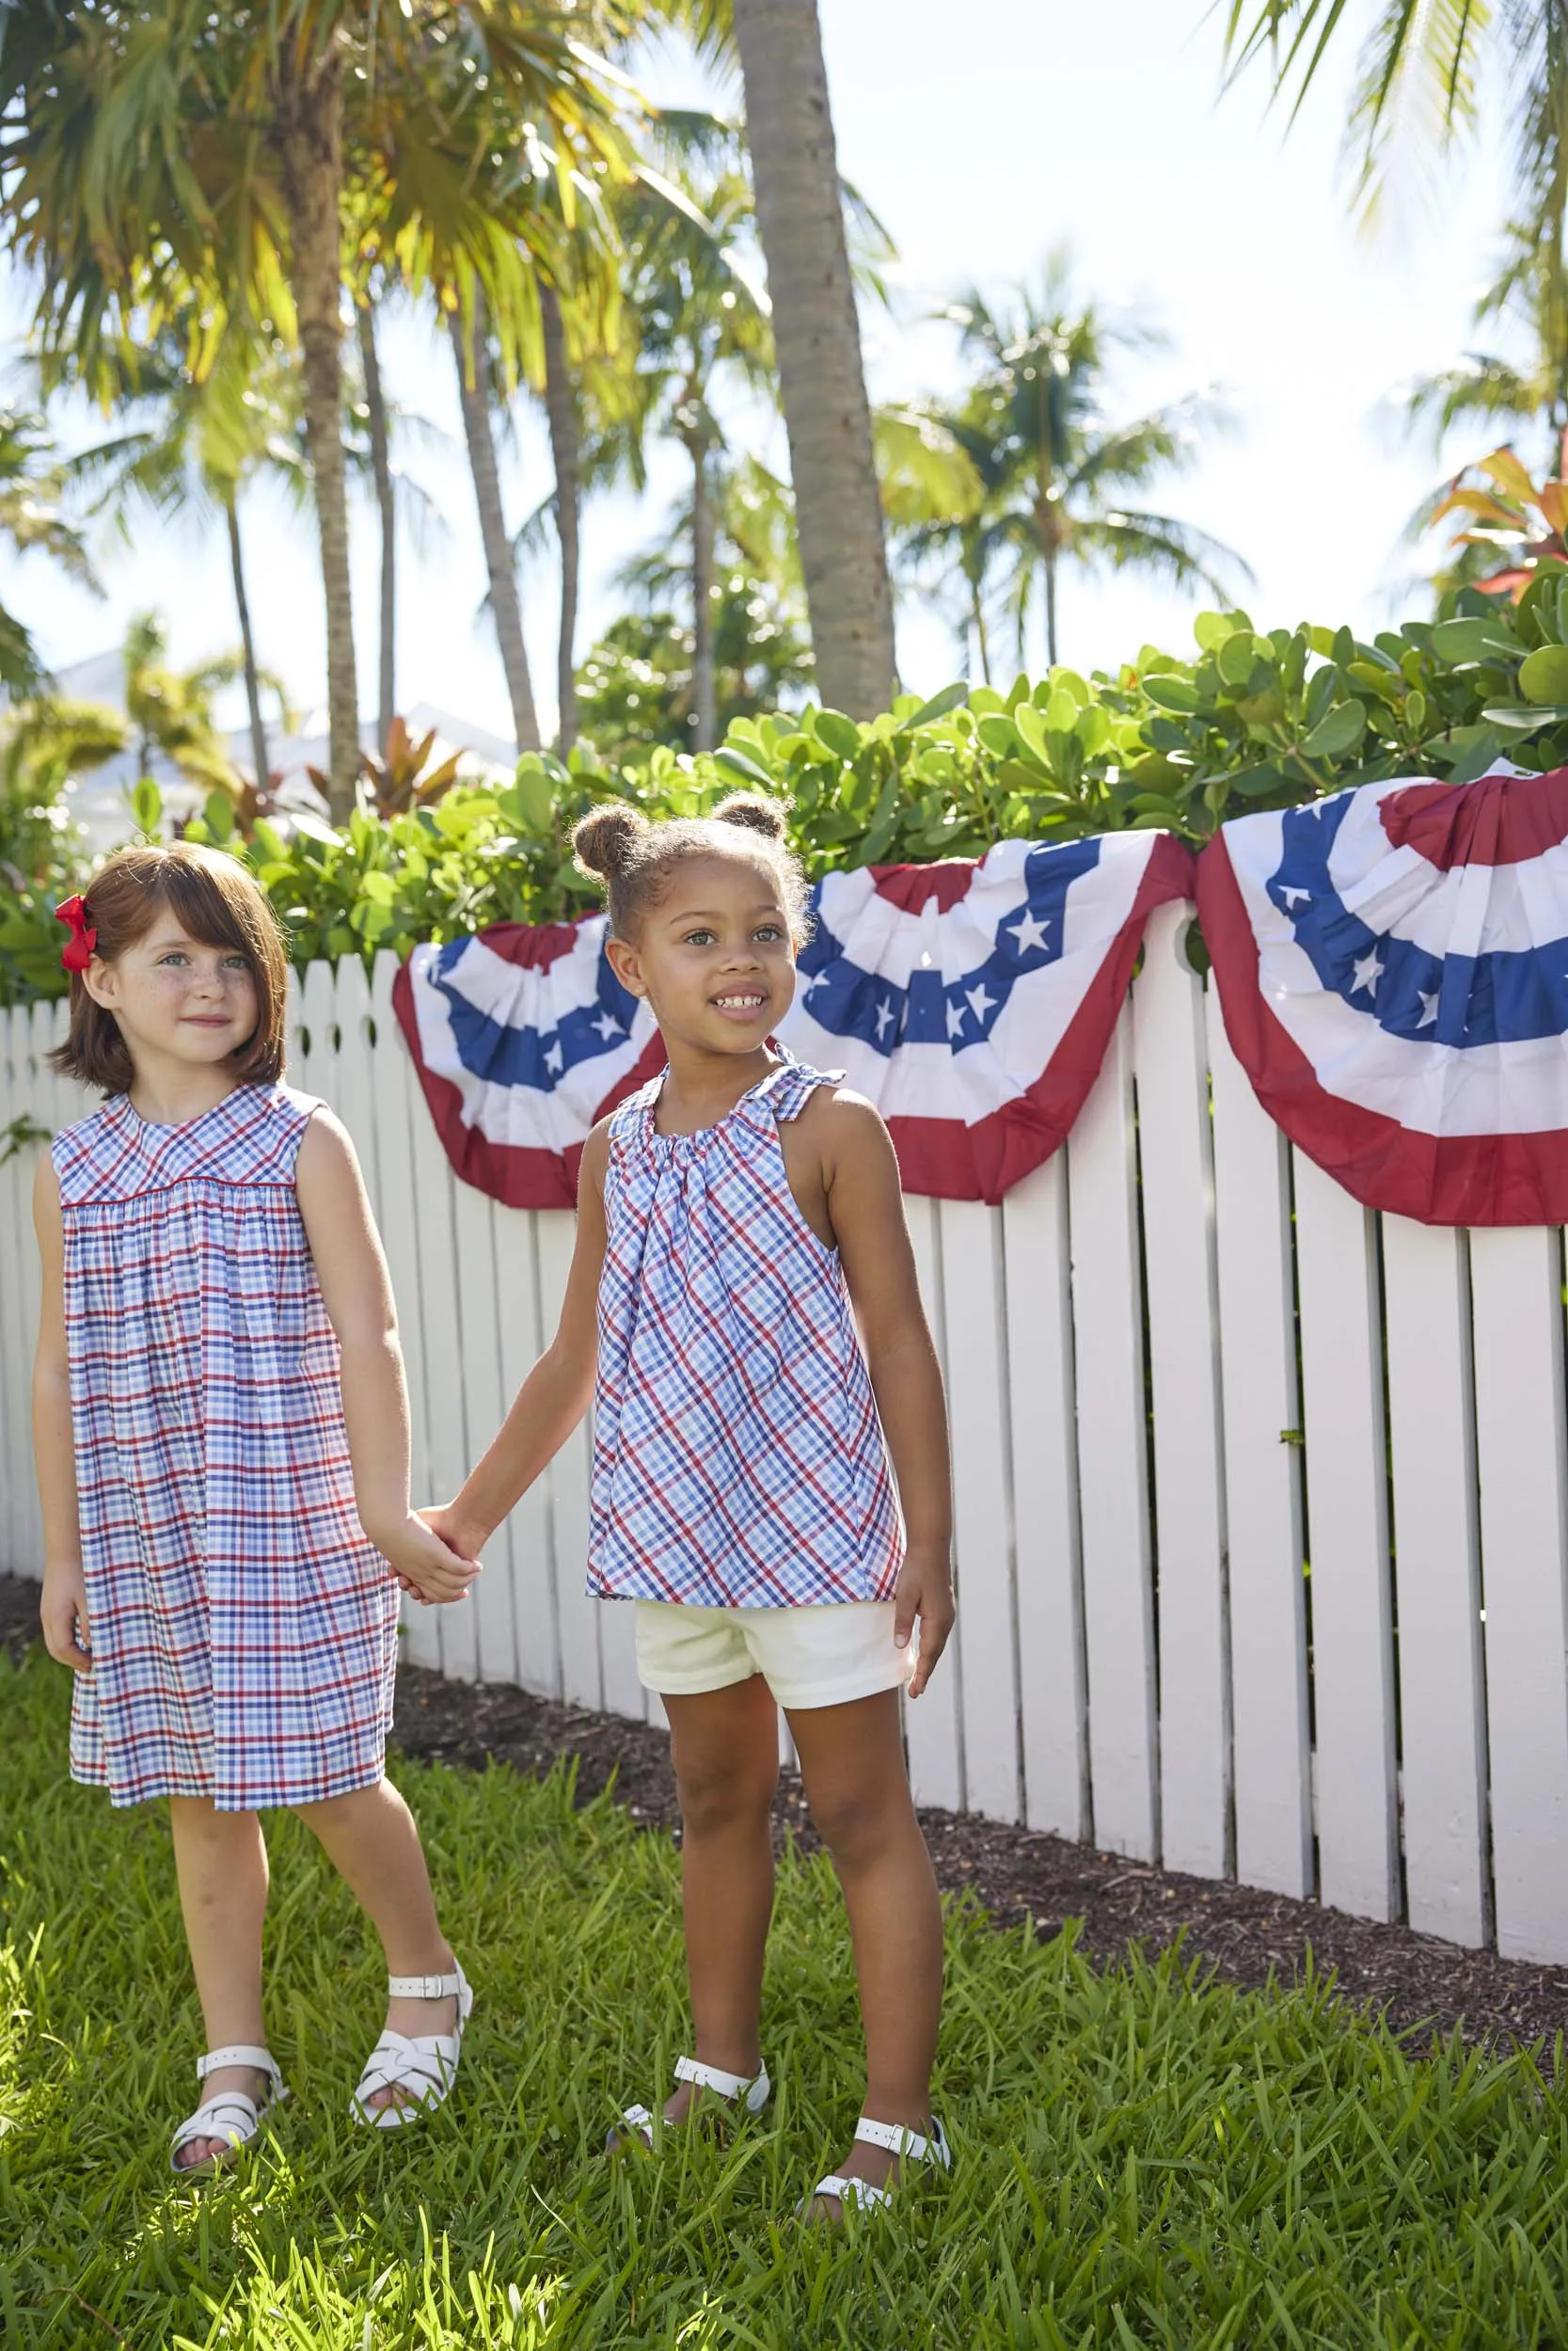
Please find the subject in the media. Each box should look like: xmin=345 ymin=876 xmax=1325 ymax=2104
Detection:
xmin=587 ymin=1055 xmax=903 ymax=1608
xmin=53 ymin=1083 xmax=399 ymax=1810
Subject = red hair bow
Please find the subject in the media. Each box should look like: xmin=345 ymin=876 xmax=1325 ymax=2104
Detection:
xmin=55 ymin=895 xmax=97 ymax=973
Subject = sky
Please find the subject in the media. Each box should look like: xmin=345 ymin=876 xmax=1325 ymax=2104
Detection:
xmin=0 ymin=0 xmax=1527 ymax=749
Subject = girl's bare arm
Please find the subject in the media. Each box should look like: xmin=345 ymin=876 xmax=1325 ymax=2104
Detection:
xmin=815 ymin=1092 xmax=956 ymax=1696
xmin=295 ymin=1110 xmax=477 ymax=1604
xmin=32 ymin=1156 xmax=92 ymax=1673
xmin=422 ymin=1121 xmax=610 ymax=1558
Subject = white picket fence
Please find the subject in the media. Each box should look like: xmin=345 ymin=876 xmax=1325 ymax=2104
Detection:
xmin=5 ymin=904 xmax=1568 ymax=1964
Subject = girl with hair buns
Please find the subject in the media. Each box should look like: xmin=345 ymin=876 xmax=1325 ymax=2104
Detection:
xmin=33 ymin=843 xmax=480 ymax=2174
xmin=423 ymin=794 xmax=957 ymax=2219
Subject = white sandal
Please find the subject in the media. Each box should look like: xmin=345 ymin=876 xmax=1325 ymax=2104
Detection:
xmin=611 ymin=2054 xmax=771 ymax=2151
xmin=350 ymin=1962 xmax=474 ymax=2129
xmin=169 ymin=2044 xmax=288 ymax=2175
xmin=803 ymin=2113 xmax=953 ymax=2216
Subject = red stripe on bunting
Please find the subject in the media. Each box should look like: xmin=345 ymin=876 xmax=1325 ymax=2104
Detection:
xmin=1378 ymin=766 xmax=1568 ymax=868
xmin=390 ymin=960 xmax=665 ymax=1210
xmin=1196 ymin=827 xmax=1568 ymax=1226
xmin=884 ymin=831 xmax=1196 ymax=1203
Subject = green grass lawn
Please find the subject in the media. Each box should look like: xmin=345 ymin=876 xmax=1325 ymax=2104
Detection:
xmin=3 ymin=1647 xmax=1568 ymax=2350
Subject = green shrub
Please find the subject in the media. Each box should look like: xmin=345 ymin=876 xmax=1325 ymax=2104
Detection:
xmin=8 ymin=584 xmax=1566 ymax=1004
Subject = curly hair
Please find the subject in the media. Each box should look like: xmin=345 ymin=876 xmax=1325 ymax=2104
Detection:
xmin=571 ymin=793 xmax=810 ymax=942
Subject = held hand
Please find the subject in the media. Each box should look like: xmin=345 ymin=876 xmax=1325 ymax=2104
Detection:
xmin=415 ymin=1504 xmax=491 ymax=1577
xmin=374 ymin=1513 xmax=482 ymax=1607
xmin=893 ymin=1546 xmax=955 ymax=1699
xmin=40 ymin=1558 xmax=92 ymax=1675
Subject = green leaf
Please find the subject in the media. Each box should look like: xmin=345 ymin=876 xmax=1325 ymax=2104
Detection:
xmin=713 ymin=746 xmax=777 ymax=790
xmin=290 ymin=811 xmax=343 ymax=850
xmin=1300 ymin=701 xmax=1367 ymax=760
xmin=502 ymin=767 xmax=556 ymax=832
xmin=1432 ymin=617 xmax=1521 ymax=665
xmin=1518 ymin=645 xmax=1568 ymax=706
xmin=895 ymin=682 xmax=969 ymax=733
xmin=976 ymin=714 xmax=1021 ymax=759
xmin=1193 ymin=610 xmax=1242 ymax=651
xmin=811 ymin=708 xmax=863 ymax=760
xmin=129 ymin=777 xmax=163 ymax=837
xmin=1142 ymin=675 xmax=1202 ymax=714
xmin=1482 ymin=703 xmax=1568 ymax=731
xmin=1043 ymin=684 xmax=1080 ymax=733
xmin=1011 ymin=704 xmax=1053 ymax=768
xmin=202 ymin=790 xmax=236 ymax=843
xmin=1216 ymin=634 xmax=1256 ymax=690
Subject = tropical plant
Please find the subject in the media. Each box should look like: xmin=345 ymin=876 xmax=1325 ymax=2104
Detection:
xmin=1405 ymin=223 xmax=1568 ymax=482
xmin=1222 ymin=3 xmax=1568 ymax=248
xmin=355 ymin=717 xmax=465 ymax=818
xmin=578 ymin=463 xmax=814 ymax=760
xmin=0 ymin=2 xmax=644 ymax=816
xmin=727 ymin=0 xmax=897 ymax=718
xmin=0 ymin=408 xmax=99 ymax=692
xmin=21 ymin=584 xmax=1568 ymax=1011
xmin=119 ymin=612 xmax=247 ymax=797
xmin=1427 ymin=442 xmax=1568 ymax=600
xmin=932 ymin=259 xmax=1251 ymax=670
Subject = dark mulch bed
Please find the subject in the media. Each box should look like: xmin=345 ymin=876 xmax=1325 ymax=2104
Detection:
xmin=6 ymin=1574 xmax=1565 ymax=2057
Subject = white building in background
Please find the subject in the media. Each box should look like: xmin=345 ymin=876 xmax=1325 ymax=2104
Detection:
xmin=44 ymin=651 xmax=516 ymax=855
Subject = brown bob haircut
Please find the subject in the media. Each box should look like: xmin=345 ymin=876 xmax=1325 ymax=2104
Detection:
xmin=49 ymin=842 xmax=291 ymax=1094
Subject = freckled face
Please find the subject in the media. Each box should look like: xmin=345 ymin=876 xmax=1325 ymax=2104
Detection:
xmin=608 ymin=853 xmax=797 ymax=1050
xmin=86 ymin=917 xmax=259 ymax=1068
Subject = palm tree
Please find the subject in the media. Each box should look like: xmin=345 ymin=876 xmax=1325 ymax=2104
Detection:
xmin=120 ymin=613 xmax=245 ymax=796
xmin=727 ymin=0 xmax=897 ymax=718
xmin=1404 ymin=221 xmax=1568 ymax=482
xmin=0 ymin=2 xmax=641 ymax=816
xmin=1222 ymin=4 xmax=1568 ymax=246
xmin=0 ymin=408 xmax=98 ymax=692
xmin=934 ymin=262 xmax=1251 ymax=669
xmin=52 ymin=324 xmax=304 ymax=796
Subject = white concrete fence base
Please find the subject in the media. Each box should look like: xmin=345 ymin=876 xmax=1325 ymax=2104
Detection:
xmin=5 ymin=907 xmax=1568 ymax=1963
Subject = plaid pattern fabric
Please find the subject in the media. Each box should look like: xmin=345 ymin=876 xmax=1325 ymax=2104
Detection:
xmin=54 ymin=1085 xmax=399 ymax=1810
xmin=587 ymin=1056 xmax=904 ymax=1608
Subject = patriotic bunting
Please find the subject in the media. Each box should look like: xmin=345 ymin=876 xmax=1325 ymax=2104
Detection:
xmin=393 ymin=829 xmax=1194 ymax=1208
xmin=1198 ymin=764 xmax=1568 ymax=1224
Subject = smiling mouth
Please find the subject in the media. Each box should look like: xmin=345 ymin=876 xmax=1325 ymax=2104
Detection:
xmin=182 ymin=1015 xmax=232 ymax=1028
xmin=712 ymin=993 xmax=767 ymax=1014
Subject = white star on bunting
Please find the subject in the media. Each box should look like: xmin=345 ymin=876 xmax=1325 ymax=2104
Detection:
xmin=1006 ymin=909 xmax=1050 ymax=956
xmin=1351 ymin=950 xmax=1385 ymax=997
xmin=545 ymin=1039 xmax=564 ymax=1074
xmin=965 ymin=982 xmax=996 ymax=1025
xmin=945 ymin=1000 xmax=966 ymax=1040
xmin=1417 ymin=991 xmax=1439 ymax=1028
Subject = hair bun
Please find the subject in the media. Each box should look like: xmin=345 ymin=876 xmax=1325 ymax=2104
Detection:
xmin=712 ymin=791 xmax=789 ymax=842
xmin=573 ymin=802 xmax=649 ymax=880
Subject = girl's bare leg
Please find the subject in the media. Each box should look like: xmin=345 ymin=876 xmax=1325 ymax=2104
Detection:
xmin=167 ymin=1796 xmax=271 ymax=2167
xmin=294 ymin=1777 xmax=456 ymax=2114
xmin=786 ymin=1691 xmax=943 ymax=2203
xmin=658 ymin=1674 xmax=781 ymax=2122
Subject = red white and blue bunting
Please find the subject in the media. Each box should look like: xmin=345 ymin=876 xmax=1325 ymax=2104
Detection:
xmin=1198 ymin=765 xmax=1568 ymax=1225
xmin=392 ymin=829 xmax=1193 ymax=1207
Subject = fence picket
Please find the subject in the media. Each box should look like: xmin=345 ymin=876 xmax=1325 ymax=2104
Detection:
xmin=1132 ymin=908 xmax=1229 ymax=1880
xmin=1206 ymin=997 xmax=1311 ymax=1898
xmin=368 ymin=952 xmax=439 ymax=1672
xmin=491 ymin=1208 xmax=561 ymax=1696
xmin=939 ymin=1197 xmax=1020 ymax=1823
xmin=1382 ymin=1217 xmax=1488 ymax=1946
xmin=902 ymin=1192 xmax=963 ymax=1812
xmin=1292 ymin=1152 xmax=1398 ymax=1922
xmin=1001 ymin=1155 xmax=1086 ymax=1839
xmin=536 ymin=1208 xmax=601 ymax=1709
xmin=1469 ymin=1226 xmax=1568 ymax=1963
xmin=1067 ymin=1002 xmax=1157 ymax=1860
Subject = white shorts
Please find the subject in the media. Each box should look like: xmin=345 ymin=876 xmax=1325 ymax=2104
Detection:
xmin=633 ymin=1599 xmax=911 ymax=1711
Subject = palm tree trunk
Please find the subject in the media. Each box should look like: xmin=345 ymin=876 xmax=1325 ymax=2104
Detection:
xmin=276 ymin=44 xmax=359 ymax=824
xmin=225 ymin=497 xmax=270 ymax=793
xmin=691 ymin=441 xmax=718 ymax=753
xmin=968 ymin=558 xmax=992 ymax=685
xmin=449 ymin=298 xmax=541 ymax=755
xmin=356 ymin=298 xmax=396 ymax=757
xmin=540 ymin=283 xmax=580 ymax=754
xmin=729 ymin=0 xmax=895 ymax=719
xmin=1044 ymin=547 xmax=1059 ymax=669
